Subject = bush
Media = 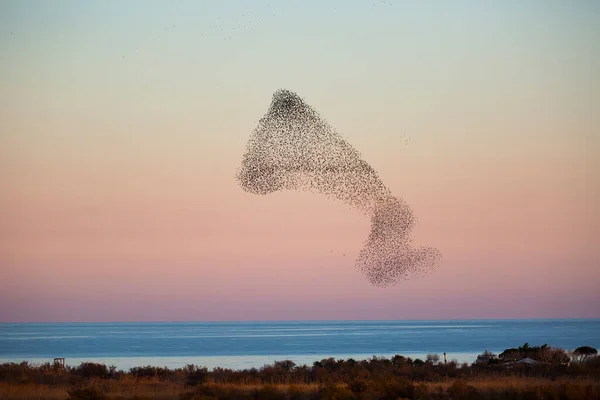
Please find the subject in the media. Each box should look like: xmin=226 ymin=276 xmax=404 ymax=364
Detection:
xmin=130 ymin=365 xmax=174 ymax=380
xmin=184 ymin=365 xmax=209 ymax=387
xmin=0 ymin=362 xmax=27 ymax=383
xmin=413 ymin=359 xmax=425 ymax=367
xmin=72 ymin=363 xmax=110 ymax=379
xmin=347 ymin=379 xmax=367 ymax=394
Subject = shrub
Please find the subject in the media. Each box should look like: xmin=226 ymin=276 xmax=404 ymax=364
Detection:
xmin=130 ymin=365 xmax=174 ymax=380
xmin=72 ymin=363 xmax=110 ymax=379
xmin=347 ymin=379 xmax=367 ymax=394
xmin=413 ymin=359 xmax=425 ymax=367
xmin=184 ymin=364 xmax=209 ymax=387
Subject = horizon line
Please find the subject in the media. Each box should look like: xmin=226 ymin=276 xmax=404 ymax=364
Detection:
xmin=2 ymin=317 xmax=599 ymax=324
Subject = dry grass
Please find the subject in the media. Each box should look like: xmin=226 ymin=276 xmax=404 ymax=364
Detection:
xmin=426 ymin=376 xmax=598 ymax=389
xmin=0 ymin=382 xmax=68 ymax=400
xmin=1 ymin=376 xmax=598 ymax=399
xmin=0 ymin=378 xmax=182 ymax=400
xmin=0 ymin=380 xmax=324 ymax=400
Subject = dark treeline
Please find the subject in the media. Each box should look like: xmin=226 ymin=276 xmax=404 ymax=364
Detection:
xmin=3 ymin=355 xmax=600 ymax=386
xmin=1 ymin=344 xmax=599 ymax=400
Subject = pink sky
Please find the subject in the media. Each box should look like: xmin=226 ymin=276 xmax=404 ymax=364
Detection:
xmin=1 ymin=1 xmax=599 ymax=321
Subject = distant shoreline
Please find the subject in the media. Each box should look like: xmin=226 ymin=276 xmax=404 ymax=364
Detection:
xmin=0 ymin=352 xmax=483 ymax=371
xmin=3 ymin=320 xmax=598 ymax=372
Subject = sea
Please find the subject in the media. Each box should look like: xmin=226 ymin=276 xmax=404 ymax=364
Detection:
xmin=1 ymin=319 xmax=599 ymax=371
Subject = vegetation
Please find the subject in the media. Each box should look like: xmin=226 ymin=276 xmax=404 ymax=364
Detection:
xmin=0 ymin=344 xmax=598 ymax=399
xmin=573 ymin=346 xmax=599 ymax=363
xmin=496 ymin=343 xmax=572 ymax=364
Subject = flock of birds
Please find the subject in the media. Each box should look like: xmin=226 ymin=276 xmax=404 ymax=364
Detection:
xmin=7 ymin=2 xmax=438 ymax=287
xmin=236 ymin=90 xmax=441 ymax=287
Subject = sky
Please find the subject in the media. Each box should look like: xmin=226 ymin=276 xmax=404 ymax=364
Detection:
xmin=1 ymin=0 xmax=599 ymax=322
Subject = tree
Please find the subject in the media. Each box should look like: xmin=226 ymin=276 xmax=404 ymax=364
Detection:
xmin=72 ymin=363 xmax=109 ymax=379
xmin=499 ymin=348 xmax=520 ymax=361
xmin=499 ymin=343 xmax=549 ymax=362
xmin=537 ymin=347 xmax=570 ymax=365
xmin=274 ymin=360 xmax=296 ymax=372
xmin=573 ymin=346 xmax=598 ymax=363
xmin=413 ymin=359 xmax=425 ymax=367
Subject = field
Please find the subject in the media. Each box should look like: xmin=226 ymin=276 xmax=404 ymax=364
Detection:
xmin=1 ymin=352 xmax=599 ymax=400
xmin=1 ymin=377 xmax=600 ymax=400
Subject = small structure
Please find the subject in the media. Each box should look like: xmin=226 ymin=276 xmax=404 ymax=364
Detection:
xmin=515 ymin=357 xmax=538 ymax=365
xmin=476 ymin=349 xmax=497 ymax=364
xmin=53 ymin=358 xmax=65 ymax=369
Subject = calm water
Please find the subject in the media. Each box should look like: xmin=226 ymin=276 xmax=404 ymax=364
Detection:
xmin=1 ymin=320 xmax=598 ymax=370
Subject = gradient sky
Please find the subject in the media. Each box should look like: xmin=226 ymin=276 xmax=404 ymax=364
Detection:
xmin=1 ymin=0 xmax=599 ymax=322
